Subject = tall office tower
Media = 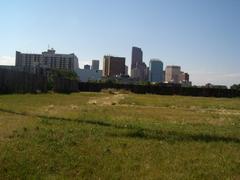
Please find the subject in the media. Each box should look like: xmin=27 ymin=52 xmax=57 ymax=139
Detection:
xmin=131 ymin=62 xmax=148 ymax=81
xmin=180 ymin=72 xmax=190 ymax=82
xmin=15 ymin=49 xmax=79 ymax=73
xmin=163 ymin=71 xmax=166 ymax=82
xmin=131 ymin=47 xmax=143 ymax=70
xmin=125 ymin=65 xmax=129 ymax=76
xmin=149 ymin=59 xmax=164 ymax=83
xmin=103 ymin=56 xmax=125 ymax=77
xmin=84 ymin=65 xmax=91 ymax=70
xmin=91 ymin=60 xmax=100 ymax=70
xmin=165 ymin=66 xmax=181 ymax=84
xmin=131 ymin=47 xmax=148 ymax=81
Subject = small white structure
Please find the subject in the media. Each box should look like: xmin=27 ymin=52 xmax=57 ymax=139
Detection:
xmin=76 ymin=69 xmax=102 ymax=82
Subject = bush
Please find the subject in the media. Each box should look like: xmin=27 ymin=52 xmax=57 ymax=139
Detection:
xmin=231 ymin=84 xmax=240 ymax=91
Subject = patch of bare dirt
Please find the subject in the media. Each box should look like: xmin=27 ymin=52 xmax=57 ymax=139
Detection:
xmin=88 ymin=93 xmax=125 ymax=106
xmin=214 ymin=109 xmax=240 ymax=116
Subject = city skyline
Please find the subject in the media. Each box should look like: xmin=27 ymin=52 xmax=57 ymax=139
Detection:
xmin=0 ymin=0 xmax=240 ymax=86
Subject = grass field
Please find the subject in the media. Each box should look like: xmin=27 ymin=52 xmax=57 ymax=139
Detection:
xmin=0 ymin=91 xmax=239 ymax=179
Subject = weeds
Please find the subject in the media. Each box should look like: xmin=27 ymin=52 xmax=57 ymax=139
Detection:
xmin=0 ymin=92 xmax=239 ymax=179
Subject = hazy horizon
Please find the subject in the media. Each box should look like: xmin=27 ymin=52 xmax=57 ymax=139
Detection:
xmin=0 ymin=0 xmax=239 ymax=86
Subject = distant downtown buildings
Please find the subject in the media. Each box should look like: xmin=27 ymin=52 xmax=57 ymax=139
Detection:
xmin=130 ymin=47 xmax=190 ymax=85
xmin=76 ymin=59 xmax=102 ymax=82
xmin=12 ymin=47 xmax=191 ymax=85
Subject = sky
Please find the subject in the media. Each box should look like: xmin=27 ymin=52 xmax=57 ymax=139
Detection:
xmin=0 ymin=0 xmax=239 ymax=86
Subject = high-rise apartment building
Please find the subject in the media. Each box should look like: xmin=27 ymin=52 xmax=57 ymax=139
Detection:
xmin=165 ymin=66 xmax=181 ymax=84
xmin=15 ymin=49 xmax=79 ymax=73
xmin=103 ymin=56 xmax=125 ymax=77
xmin=149 ymin=59 xmax=164 ymax=83
xmin=91 ymin=60 xmax=100 ymax=70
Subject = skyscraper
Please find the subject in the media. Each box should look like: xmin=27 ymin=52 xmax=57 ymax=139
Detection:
xmin=131 ymin=47 xmax=143 ymax=70
xmin=131 ymin=47 xmax=148 ymax=81
xmin=103 ymin=56 xmax=125 ymax=77
xmin=149 ymin=59 xmax=164 ymax=83
xmin=84 ymin=65 xmax=91 ymax=70
xmin=131 ymin=62 xmax=148 ymax=81
xmin=180 ymin=72 xmax=189 ymax=82
xmin=125 ymin=65 xmax=129 ymax=76
xmin=91 ymin=60 xmax=99 ymax=70
xmin=165 ymin=66 xmax=181 ymax=84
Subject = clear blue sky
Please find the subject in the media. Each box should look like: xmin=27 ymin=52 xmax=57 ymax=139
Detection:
xmin=0 ymin=0 xmax=239 ymax=86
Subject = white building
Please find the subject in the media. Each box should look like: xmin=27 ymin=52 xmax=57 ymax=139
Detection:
xmin=165 ymin=66 xmax=181 ymax=84
xmin=76 ymin=69 xmax=102 ymax=82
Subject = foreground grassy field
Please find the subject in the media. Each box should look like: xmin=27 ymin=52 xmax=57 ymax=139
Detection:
xmin=0 ymin=92 xmax=239 ymax=179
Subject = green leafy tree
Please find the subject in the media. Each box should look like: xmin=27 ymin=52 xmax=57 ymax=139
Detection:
xmin=47 ymin=69 xmax=78 ymax=90
xmin=231 ymin=84 xmax=240 ymax=91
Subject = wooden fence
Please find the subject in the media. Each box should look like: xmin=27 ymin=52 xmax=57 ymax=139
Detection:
xmin=1 ymin=68 xmax=239 ymax=98
xmin=78 ymin=82 xmax=240 ymax=98
xmin=53 ymin=77 xmax=79 ymax=94
xmin=0 ymin=69 xmax=47 ymax=94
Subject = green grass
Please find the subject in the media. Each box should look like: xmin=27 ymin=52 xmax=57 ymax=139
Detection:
xmin=0 ymin=92 xmax=239 ymax=179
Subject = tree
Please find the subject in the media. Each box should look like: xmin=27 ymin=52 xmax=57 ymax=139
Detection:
xmin=47 ymin=69 xmax=78 ymax=90
xmin=231 ymin=84 xmax=240 ymax=91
